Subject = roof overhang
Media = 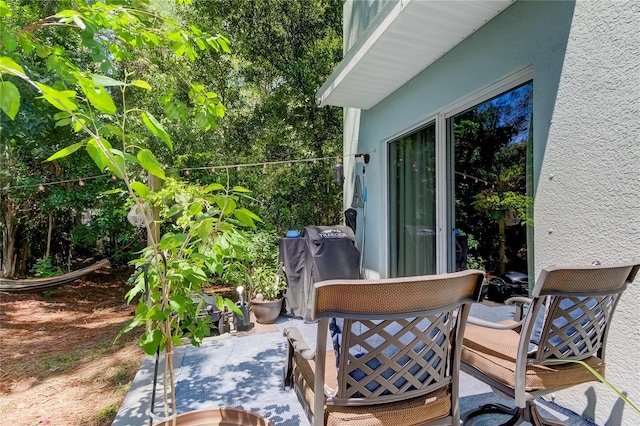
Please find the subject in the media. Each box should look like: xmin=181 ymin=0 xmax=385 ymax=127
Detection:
xmin=316 ymin=0 xmax=516 ymax=110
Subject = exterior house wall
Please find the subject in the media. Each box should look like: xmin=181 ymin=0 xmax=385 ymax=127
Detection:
xmin=534 ymin=2 xmax=639 ymax=423
xmin=342 ymin=1 xmax=392 ymax=217
xmin=345 ymin=0 xmax=639 ymax=424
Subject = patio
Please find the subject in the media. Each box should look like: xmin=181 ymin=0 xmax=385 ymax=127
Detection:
xmin=113 ymin=302 xmax=599 ymax=426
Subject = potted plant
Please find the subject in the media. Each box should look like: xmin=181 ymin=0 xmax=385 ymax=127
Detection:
xmin=248 ymin=263 xmax=287 ymax=324
xmin=1 ymin=2 xmax=273 ymax=424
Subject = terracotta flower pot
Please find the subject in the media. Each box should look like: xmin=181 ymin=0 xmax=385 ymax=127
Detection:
xmin=157 ymin=407 xmax=273 ymax=426
xmin=250 ymin=298 xmax=283 ymax=324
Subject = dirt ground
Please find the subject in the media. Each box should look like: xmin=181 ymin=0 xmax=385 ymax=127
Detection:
xmin=0 ymin=266 xmax=144 ymax=426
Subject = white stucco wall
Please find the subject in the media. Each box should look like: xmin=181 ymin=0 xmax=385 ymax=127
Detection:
xmin=342 ymin=0 xmax=640 ymax=423
xmin=535 ymin=2 xmax=640 ymax=424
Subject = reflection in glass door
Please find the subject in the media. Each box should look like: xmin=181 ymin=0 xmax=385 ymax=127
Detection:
xmin=447 ymin=82 xmax=533 ymax=278
xmin=388 ymin=123 xmax=436 ymax=277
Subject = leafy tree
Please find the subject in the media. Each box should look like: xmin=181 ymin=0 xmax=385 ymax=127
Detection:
xmin=0 ymin=0 xmax=105 ymax=276
xmin=1 ymin=0 xmax=249 ymax=420
xmin=179 ymin=0 xmax=345 ymax=233
xmin=454 ymin=84 xmax=532 ymax=274
xmin=0 ymin=0 xmax=230 ymax=276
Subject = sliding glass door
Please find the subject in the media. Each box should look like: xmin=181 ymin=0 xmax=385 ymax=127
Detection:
xmin=387 ymin=80 xmax=533 ymax=280
xmin=388 ymin=123 xmax=436 ymax=277
xmin=447 ymin=81 xmax=533 ymax=277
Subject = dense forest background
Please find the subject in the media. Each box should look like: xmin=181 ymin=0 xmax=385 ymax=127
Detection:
xmin=0 ymin=0 xmax=344 ymax=278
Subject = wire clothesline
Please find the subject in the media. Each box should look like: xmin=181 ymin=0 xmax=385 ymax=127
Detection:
xmin=454 ymin=171 xmax=492 ymax=186
xmin=1 ymin=152 xmax=371 ymax=192
xmin=2 ymin=151 xmax=497 ymax=192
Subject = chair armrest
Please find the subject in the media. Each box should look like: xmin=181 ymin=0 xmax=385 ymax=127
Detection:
xmin=283 ymin=327 xmax=315 ymax=360
xmin=505 ymin=296 xmax=532 ymax=322
xmin=505 ymin=296 xmax=532 ymax=306
xmin=467 ymin=315 xmax=524 ymax=330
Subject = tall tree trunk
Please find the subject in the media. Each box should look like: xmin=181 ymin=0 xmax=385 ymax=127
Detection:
xmin=17 ymin=239 xmax=29 ymax=277
xmin=1 ymin=197 xmax=18 ymax=278
xmin=46 ymin=212 xmax=53 ymax=258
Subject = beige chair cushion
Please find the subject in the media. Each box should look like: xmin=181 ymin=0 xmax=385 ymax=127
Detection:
xmin=325 ymin=386 xmax=450 ymax=426
xmin=462 ymin=325 xmax=605 ymax=392
xmin=293 ymin=351 xmax=451 ymax=426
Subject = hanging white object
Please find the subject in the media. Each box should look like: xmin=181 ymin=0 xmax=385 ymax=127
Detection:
xmin=127 ymin=203 xmax=153 ymax=228
xmin=351 ymin=175 xmax=364 ymax=208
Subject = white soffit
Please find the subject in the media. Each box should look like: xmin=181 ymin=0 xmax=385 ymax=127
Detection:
xmin=317 ymin=0 xmax=516 ymax=110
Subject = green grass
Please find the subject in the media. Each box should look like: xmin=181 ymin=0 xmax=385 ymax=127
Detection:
xmin=95 ymin=403 xmax=119 ymax=424
xmin=108 ymin=368 xmax=132 ymax=387
xmin=42 ymin=288 xmax=61 ymax=299
xmin=43 ymin=353 xmax=79 ymax=372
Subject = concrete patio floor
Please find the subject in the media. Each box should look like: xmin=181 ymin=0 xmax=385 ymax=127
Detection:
xmin=113 ymin=302 xmax=598 ymax=426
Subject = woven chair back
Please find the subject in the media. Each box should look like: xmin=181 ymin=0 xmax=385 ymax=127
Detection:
xmin=529 ymin=262 xmax=638 ymax=362
xmin=314 ymin=270 xmax=484 ymax=406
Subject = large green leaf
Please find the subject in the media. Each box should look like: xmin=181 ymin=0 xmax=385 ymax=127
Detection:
xmin=0 ymin=56 xmax=25 ymax=77
xmin=92 ymin=74 xmax=126 ymax=86
xmin=1 ymin=31 xmax=17 ymax=53
xmin=196 ymin=218 xmax=214 ymax=240
xmin=137 ymin=148 xmax=166 ymax=180
xmin=132 ymin=79 xmax=152 ymax=90
xmin=141 ymin=112 xmax=173 ymax=153
xmin=140 ymin=330 xmax=163 ymax=356
xmin=233 ymin=208 xmax=262 ymax=230
xmin=0 ymin=81 xmax=20 ymax=119
xmin=46 ymin=141 xmax=86 ymax=162
xmin=224 ymin=298 xmax=242 ymax=316
xmin=130 ymin=181 xmax=150 ymax=198
xmin=216 ymin=197 xmax=236 ymax=216
xmin=232 ymin=186 xmax=251 ymax=193
xmin=86 ymin=138 xmax=112 ymax=172
xmin=0 ymin=1 xmax=11 ymax=17
xmin=78 ymin=77 xmax=116 ymax=114
xmin=169 ymin=295 xmax=188 ymax=316
xmin=203 ymin=183 xmax=224 ymax=192
xmin=188 ymin=203 xmax=203 ymax=216
xmin=36 ymin=83 xmax=78 ymax=112
xmin=107 ymin=154 xmax=126 ymax=179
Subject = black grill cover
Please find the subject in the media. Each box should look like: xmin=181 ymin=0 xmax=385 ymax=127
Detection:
xmin=280 ymin=226 xmax=360 ymax=320
xmin=301 ymin=226 xmax=360 ymax=321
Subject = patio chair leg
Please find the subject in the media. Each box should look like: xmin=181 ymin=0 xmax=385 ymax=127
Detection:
xmin=282 ymin=340 xmax=294 ymax=389
xmin=462 ymin=403 xmax=524 ymax=426
xmin=527 ymin=402 xmax=567 ymax=426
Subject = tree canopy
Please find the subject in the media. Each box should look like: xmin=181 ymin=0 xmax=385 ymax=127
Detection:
xmin=0 ymin=0 xmax=344 ymax=278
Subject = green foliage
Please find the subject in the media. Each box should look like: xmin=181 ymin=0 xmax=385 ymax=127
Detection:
xmin=123 ymin=179 xmax=256 ymax=353
xmin=249 ymin=263 xmax=287 ymax=301
xmin=472 ymin=190 xmax=533 ymax=226
xmin=180 ymin=0 xmax=344 ymax=233
xmin=42 ymin=288 xmax=61 ymax=298
xmin=453 ymin=83 xmax=532 ymax=273
xmin=243 ymin=229 xmax=285 ymax=300
xmin=32 ymin=256 xmax=62 ymax=278
xmin=459 ymin=232 xmax=485 ymax=270
xmin=1 ymin=0 xmax=242 ymax=417
xmin=95 ymin=404 xmax=120 ymax=423
xmin=246 ymin=229 xmax=280 ymax=268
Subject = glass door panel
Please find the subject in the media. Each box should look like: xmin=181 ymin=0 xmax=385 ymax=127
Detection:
xmin=447 ymin=82 xmax=533 ymax=279
xmin=388 ymin=123 xmax=436 ymax=277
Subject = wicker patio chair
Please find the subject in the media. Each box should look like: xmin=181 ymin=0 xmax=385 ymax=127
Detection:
xmin=461 ymin=261 xmax=639 ymax=425
xmin=283 ymin=270 xmax=485 ymax=426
